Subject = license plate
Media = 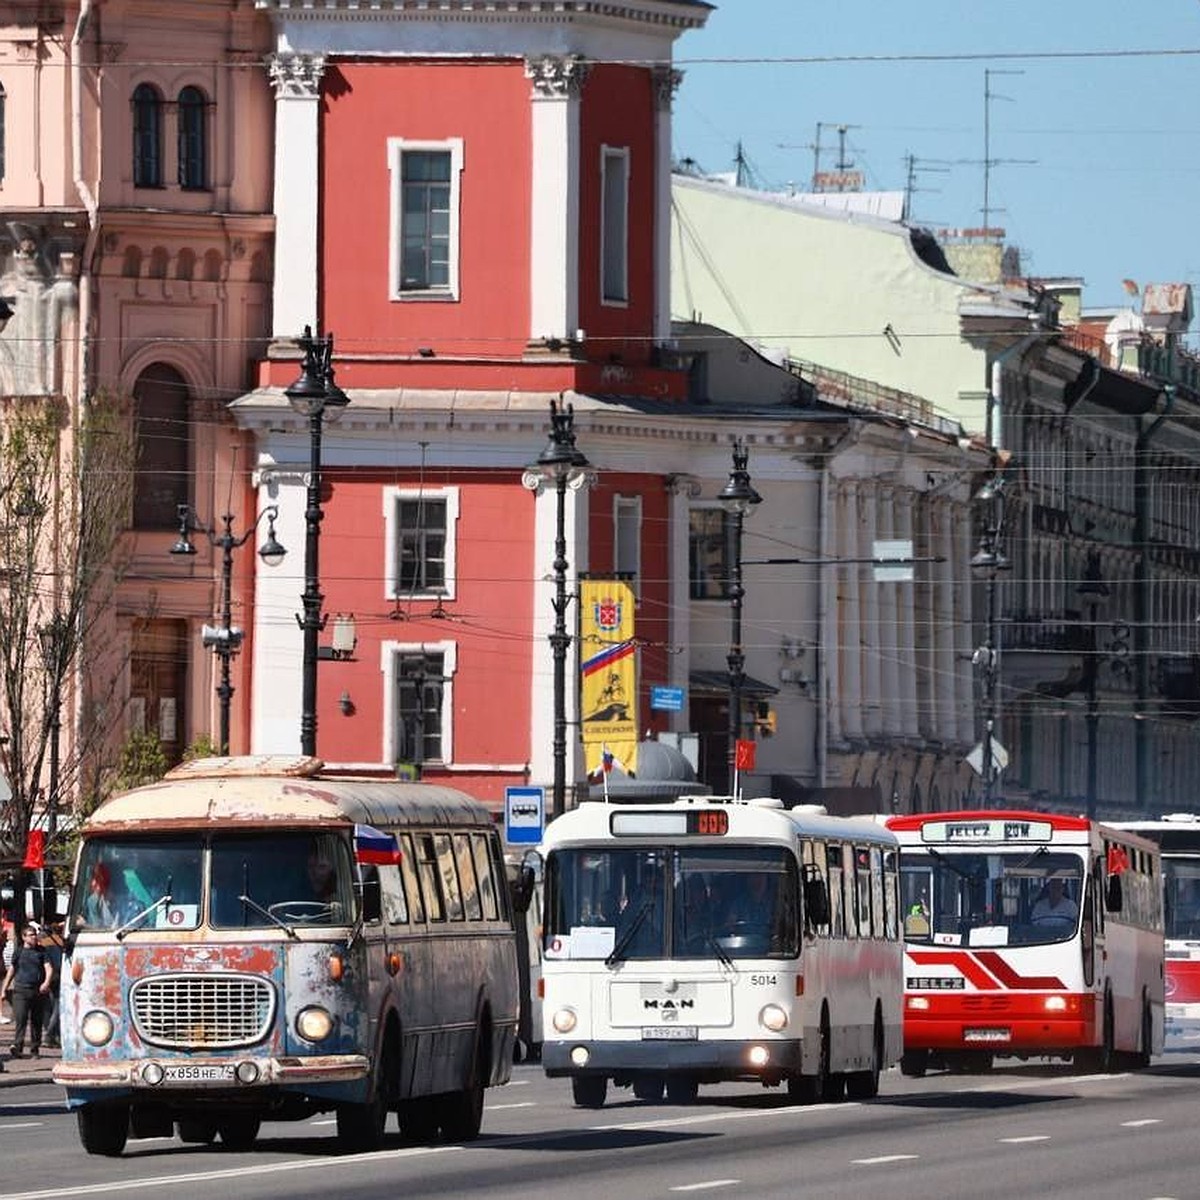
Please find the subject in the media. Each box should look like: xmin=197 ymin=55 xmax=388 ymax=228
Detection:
xmin=161 ymin=1063 xmax=236 ymax=1082
xmin=642 ymin=1026 xmax=698 ymax=1041
xmin=963 ymin=1028 xmax=1011 ymax=1043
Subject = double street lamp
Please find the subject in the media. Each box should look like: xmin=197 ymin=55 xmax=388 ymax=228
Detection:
xmin=37 ymin=612 xmax=69 ymax=842
xmin=524 ymin=400 xmax=590 ymax=820
xmin=172 ymin=505 xmax=286 ymax=754
xmin=718 ymin=440 xmax=762 ymax=788
xmin=285 ymin=327 xmax=350 ymax=757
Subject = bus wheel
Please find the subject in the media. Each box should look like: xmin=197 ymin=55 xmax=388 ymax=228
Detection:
xmin=571 ymin=1076 xmax=608 ymax=1108
xmin=400 ymin=1100 xmax=440 ymax=1144
xmin=439 ymin=1037 xmax=488 ymax=1142
xmin=218 ymin=1116 xmax=261 ymax=1151
xmin=337 ymin=1032 xmax=398 ymax=1153
xmin=633 ymin=1074 xmax=665 ymax=1102
xmin=899 ymin=1050 xmax=928 ymax=1078
xmin=78 ymin=1103 xmax=129 ymax=1157
xmin=846 ymin=1016 xmax=882 ymax=1100
xmin=666 ymin=1077 xmax=699 ymax=1105
xmin=177 ymin=1118 xmax=217 ymax=1144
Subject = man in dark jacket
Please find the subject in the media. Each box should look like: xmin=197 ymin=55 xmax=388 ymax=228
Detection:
xmin=0 ymin=924 xmax=52 ymax=1057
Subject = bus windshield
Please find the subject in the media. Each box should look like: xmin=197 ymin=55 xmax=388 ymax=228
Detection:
xmin=1163 ymin=856 xmax=1200 ymax=940
xmin=545 ymin=845 xmax=799 ymax=961
xmin=69 ymin=831 xmax=356 ymax=932
xmin=899 ymin=850 xmax=1084 ymax=947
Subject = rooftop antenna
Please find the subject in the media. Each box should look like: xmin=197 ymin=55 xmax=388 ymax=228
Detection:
xmin=902 ymin=152 xmax=951 ymax=224
xmin=981 ymin=68 xmax=1034 ymax=237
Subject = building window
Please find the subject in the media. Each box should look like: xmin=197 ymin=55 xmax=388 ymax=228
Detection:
xmin=387 ymin=138 xmax=463 ymax=299
xmin=132 ymin=83 xmax=163 ymax=188
xmin=177 ymin=86 xmax=208 ymax=190
xmin=689 ymin=506 xmax=731 ymax=600
xmin=133 ymin=363 xmax=189 ymax=529
xmin=384 ymin=641 xmax=456 ymax=769
xmin=614 ymin=495 xmax=641 ymax=597
xmin=383 ymin=486 xmax=459 ymax=600
xmin=129 ymin=619 xmax=187 ymax=765
xmin=601 ymin=145 xmax=630 ymax=305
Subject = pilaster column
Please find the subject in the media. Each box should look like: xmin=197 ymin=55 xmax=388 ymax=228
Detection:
xmin=895 ymin=488 xmax=919 ymax=737
xmin=652 ymin=66 xmax=683 ymax=345
xmin=859 ymin=480 xmax=882 ymax=738
xmin=953 ymin=502 xmax=976 ymax=746
xmin=877 ymin=485 xmax=901 ymax=736
xmin=934 ymin=498 xmax=956 ymax=743
xmin=267 ymin=53 xmax=326 ymax=339
xmin=525 ymin=55 xmax=590 ymax=346
xmin=837 ymin=481 xmax=862 ymax=741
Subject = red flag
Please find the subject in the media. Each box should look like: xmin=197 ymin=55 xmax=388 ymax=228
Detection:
xmin=1107 ymin=844 xmax=1129 ymax=875
xmin=734 ymin=739 xmax=757 ymax=772
xmin=22 ymin=829 xmax=45 ymax=870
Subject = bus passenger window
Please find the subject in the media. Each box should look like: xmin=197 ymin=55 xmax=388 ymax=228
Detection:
xmin=471 ymin=834 xmax=499 ymax=921
xmin=417 ymin=834 xmax=445 ymax=922
xmin=455 ymin=834 xmax=482 ymax=920
xmin=435 ymin=833 xmax=465 ymax=920
xmin=398 ymin=833 xmax=426 ymax=923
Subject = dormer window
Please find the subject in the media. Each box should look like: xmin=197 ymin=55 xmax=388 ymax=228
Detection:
xmin=132 ymin=83 xmax=164 ymax=188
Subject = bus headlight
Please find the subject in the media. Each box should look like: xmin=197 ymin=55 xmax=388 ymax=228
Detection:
xmin=296 ymin=1006 xmax=335 ymax=1042
xmin=552 ymin=1007 xmax=578 ymax=1034
xmin=907 ymin=996 xmax=931 ymax=1011
xmin=759 ymin=1004 xmax=789 ymax=1032
xmin=81 ymin=1010 xmax=114 ymax=1047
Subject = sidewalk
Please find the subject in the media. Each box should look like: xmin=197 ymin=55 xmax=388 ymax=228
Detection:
xmin=0 ymin=1017 xmax=61 ymax=1089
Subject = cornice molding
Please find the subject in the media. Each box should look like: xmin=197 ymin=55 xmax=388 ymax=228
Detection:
xmin=266 ymin=52 xmax=327 ymax=98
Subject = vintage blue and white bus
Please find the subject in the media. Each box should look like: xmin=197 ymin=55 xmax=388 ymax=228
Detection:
xmin=54 ymin=755 xmax=519 ymax=1156
xmin=536 ymin=796 xmax=904 ymax=1106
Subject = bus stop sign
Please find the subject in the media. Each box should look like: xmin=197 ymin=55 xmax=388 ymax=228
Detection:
xmin=505 ymin=786 xmax=545 ymax=845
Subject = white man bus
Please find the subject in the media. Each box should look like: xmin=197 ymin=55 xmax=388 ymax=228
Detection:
xmin=1110 ymin=813 xmax=1200 ymax=1042
xmin=54 ymin=756 xmax=519 ymax=1156
xmin=887 ymin=810 xmax=1163 ymax=1075
xmin=532 ymin=796 xmax=903 ymax=1107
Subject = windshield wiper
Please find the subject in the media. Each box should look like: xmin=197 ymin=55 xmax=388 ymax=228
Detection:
xmin=237 ymin=894 xmax=298 ymax=939
xmin=114 ymin=893 xmax=171 ymax=941
xmin=606 ymin=900 xmax=653 ymax=967
xmin=707 ymin=934 xmax=735 ymax=970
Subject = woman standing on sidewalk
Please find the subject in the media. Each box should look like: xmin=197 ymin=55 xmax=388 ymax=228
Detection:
xmin=0 ymin=925 xmax=52 ymax=1057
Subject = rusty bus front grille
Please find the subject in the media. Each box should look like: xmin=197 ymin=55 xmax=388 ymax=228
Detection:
xmin=130 ymin=973 xmax=276 ymax=1048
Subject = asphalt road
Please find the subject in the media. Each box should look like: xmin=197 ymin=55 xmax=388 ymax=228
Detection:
xmin=6 ymin=1048 xmax=1200 ymax=1200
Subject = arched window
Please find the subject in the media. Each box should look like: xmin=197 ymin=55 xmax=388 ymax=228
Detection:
xmin=132 ymin=363 xmax=189 ymax=529
xmin=132 ymin=83 xmax=163 ymax=188
xmin=177 ymin=86 xmax=207 ymax=190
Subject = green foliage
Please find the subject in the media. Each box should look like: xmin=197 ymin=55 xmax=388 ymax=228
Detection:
xmin=183 ymin=733 xmax=219 ymax=763
xmin=112 ymin=730 xmax=170 ymax=794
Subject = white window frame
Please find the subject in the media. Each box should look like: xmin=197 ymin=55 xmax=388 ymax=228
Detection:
xmin=613 ymin=493 xmax=642 ymax=599
xmin=600 ymin=144 xmax=630 ymax=307
xmin=383 ymin=485 xmax=460 ymax=601
xmin=381 ymin=639 xmax=457 ymax=767
xmin=387 ymin=136 xmax=464 ymax=301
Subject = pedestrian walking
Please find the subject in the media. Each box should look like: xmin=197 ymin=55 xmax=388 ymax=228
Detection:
xmin=41 ymin=922 xmax=65 ymax=1049
xmin=0 ymin=923 xmax=52 ymax=1057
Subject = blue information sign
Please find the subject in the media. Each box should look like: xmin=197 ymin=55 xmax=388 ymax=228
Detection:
xmin=505 ymin=786 xmax=545 ymax=845
xmin=650 ymin=685 xmax=685 ymax=712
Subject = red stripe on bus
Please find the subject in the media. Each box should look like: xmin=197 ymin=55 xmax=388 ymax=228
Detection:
xmin=908 ymin=950 xmax=1002 ymax=991
xmin=973 ymin=950 xmax=1067 ymax=991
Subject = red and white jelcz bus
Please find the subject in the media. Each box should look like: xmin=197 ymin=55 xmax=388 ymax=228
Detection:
xmin=1110 ymin=813 xmax=1200 ymax=1040
xmin=886 ymin=811 xmax=1164 ymax=1074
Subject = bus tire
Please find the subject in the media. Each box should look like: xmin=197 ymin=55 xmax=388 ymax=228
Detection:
xmin=571 ymin=1076 xmax=608 ymax=1108
xmin=218 ymin=1116 xmax=261 ymax=1151
xmin=439 ymin=1025 xmax=490 ymax=1142
xmin=665 ymin=1077 xmax=699 ymax=1105
xmin=846 ymin=1011 xmax=883 ymax=1100
xmin=78 ymin=1103 xmax=129 ymax=1157
xmin=1079 ymin=992 xmax=1115 ymax=1073
xmin=633 ymin=1074 xmax=665 ymax=1102
xmin=789 ymin=1008 xmax=836 ymax=1104
xmin=899 ymin=1050 xmax=928 ymax=1078
xmin=338 ymin=1026 xmax=399 ymax=1152
xmin=1131 ymin=996 xmax=1153 ymax=1070
xmin=400 ymin=1100 xmax=440 ymax=1144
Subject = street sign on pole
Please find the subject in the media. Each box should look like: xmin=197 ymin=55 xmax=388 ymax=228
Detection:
xmin=966 ymin=739 xmax=1009 ymax=777
xmin=505 ymin=786 xmax=545 ymax=845
xmin=650 ymin=685 xmax=685 ymax=712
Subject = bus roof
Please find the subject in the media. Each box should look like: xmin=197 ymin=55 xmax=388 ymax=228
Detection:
xmin=887 ymin=809 xmax=1092 ymax=834
xmin=84 ymin=756 xmax=493 ymax=835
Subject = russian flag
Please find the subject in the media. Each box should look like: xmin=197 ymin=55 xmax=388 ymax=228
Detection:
xmin=354 ymin=824 xmax=402 ymax=866
xmin=602 ymin=749 xmax=614 ymax=774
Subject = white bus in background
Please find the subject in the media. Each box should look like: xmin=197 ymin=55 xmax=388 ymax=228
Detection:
xmin=887 ymin=810 xmax=1164 ymax=1074
xmin=535 ymin=796 xmax=903 ymax=1107
xmin=1110 ymin=814 xmax=1200 ymax=1041
xmin=55 ymin=756 xmax=518 ymax=1156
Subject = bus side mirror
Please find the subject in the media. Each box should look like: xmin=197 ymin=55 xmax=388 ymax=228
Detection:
xmin=358 ymin=867 xmax=382 ymax=923
xmin=511 ymin=865 xmax=536 ymax=914
xmin=803 ymin=873 xmax=829 ymax=928
xmin=1105 ymin=874 xmax=1123 ymax=914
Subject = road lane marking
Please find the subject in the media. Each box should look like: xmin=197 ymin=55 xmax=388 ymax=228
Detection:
xmin=966 ymin=1072 xmax=1129 ymax=1093
xmin=0 ymin=1122 xmax=43 ymax=1130
xmin=489 ymin=1102 xmax=536 ymax=1111
xmin=853 ymin=1155 xmax=918 ymax=1165
xmin=309 ymin=1118 xmax=336 ymax=1126
xmin=999 ymin=1135 xmax=1050 ymax=1144
xmin=594 ymin=1102 xmax=860 ymax=1134
xmin=670 ymin=1181 xmax=740 ymax=1192
xmin=1121 ymin=1119 xmax=1162 ymax=1127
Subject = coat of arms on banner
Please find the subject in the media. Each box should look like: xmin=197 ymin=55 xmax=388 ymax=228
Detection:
xmin=594 ymin=596 xmax=622 ymax=631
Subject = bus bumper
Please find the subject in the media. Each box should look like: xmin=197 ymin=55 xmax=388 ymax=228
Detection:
xmin=903 ymin=994 xmax=1095 ymax=1055
xmin=542 ymin=1039 xmax=803 ymax=1077
xmin=53 ymin=1053 xmax=370 ymax=1092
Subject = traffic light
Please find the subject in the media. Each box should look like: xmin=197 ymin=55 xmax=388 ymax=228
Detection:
xmin=755 ymin=702 xmax=777 ymax=737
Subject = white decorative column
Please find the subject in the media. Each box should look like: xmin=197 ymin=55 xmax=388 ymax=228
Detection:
xmin=267 ymin=53 xmax=325 ymax=339
xmin=838 ymin=481 xmax=863 ymax=741
xmin=652 ymin=66 xmax=683 ymax=345
xmin=525 ymin=55 xmax=590 ymax=346
xmin=859 ymin=480 xmax=882 ymax=738
xmin=933 ymin=498 xmax=956 ymax=744
xmin=895 ymin=488 xmax=919 ymax=737
xmin=877 ymin=485 xmax=901 ymax=736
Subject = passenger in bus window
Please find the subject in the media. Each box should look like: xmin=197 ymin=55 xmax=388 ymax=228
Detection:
xmin=307 ymin=853 xmax=338 ymax=904
xmin=1031 ymin=877 xmax=1078 ymax=925
xmin=81 ymin=864 xmax=116 ymax=928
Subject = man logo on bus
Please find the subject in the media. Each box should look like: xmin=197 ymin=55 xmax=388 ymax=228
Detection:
xmin=594 ymin=597 xmax=622 ymax=631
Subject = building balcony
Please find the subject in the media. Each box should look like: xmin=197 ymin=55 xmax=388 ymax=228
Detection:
xmin=1158 ymin=655 xmax=1200 ymax=721
xmin=1000 ymin=609 xmax=1089 ymax=693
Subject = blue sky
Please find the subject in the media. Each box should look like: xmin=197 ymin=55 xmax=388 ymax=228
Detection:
xmin=670 ymin=1 xmax=1200 ymax=315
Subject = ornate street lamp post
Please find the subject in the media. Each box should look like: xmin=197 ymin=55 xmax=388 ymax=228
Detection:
xmin=1076 ymin=551 xmax=1112 ymax=821
xmin=285 ymin=327 xmax=349 ymax=756
xmin=36 ymin=613 xmax=69 ymax=842
xmin=524 ymin=400 xmax=590 ymax=820
xmin=718 ymin=440 xmax=762 ymax=788
xmin=171 ymin=505 xmax=286 ymax=754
